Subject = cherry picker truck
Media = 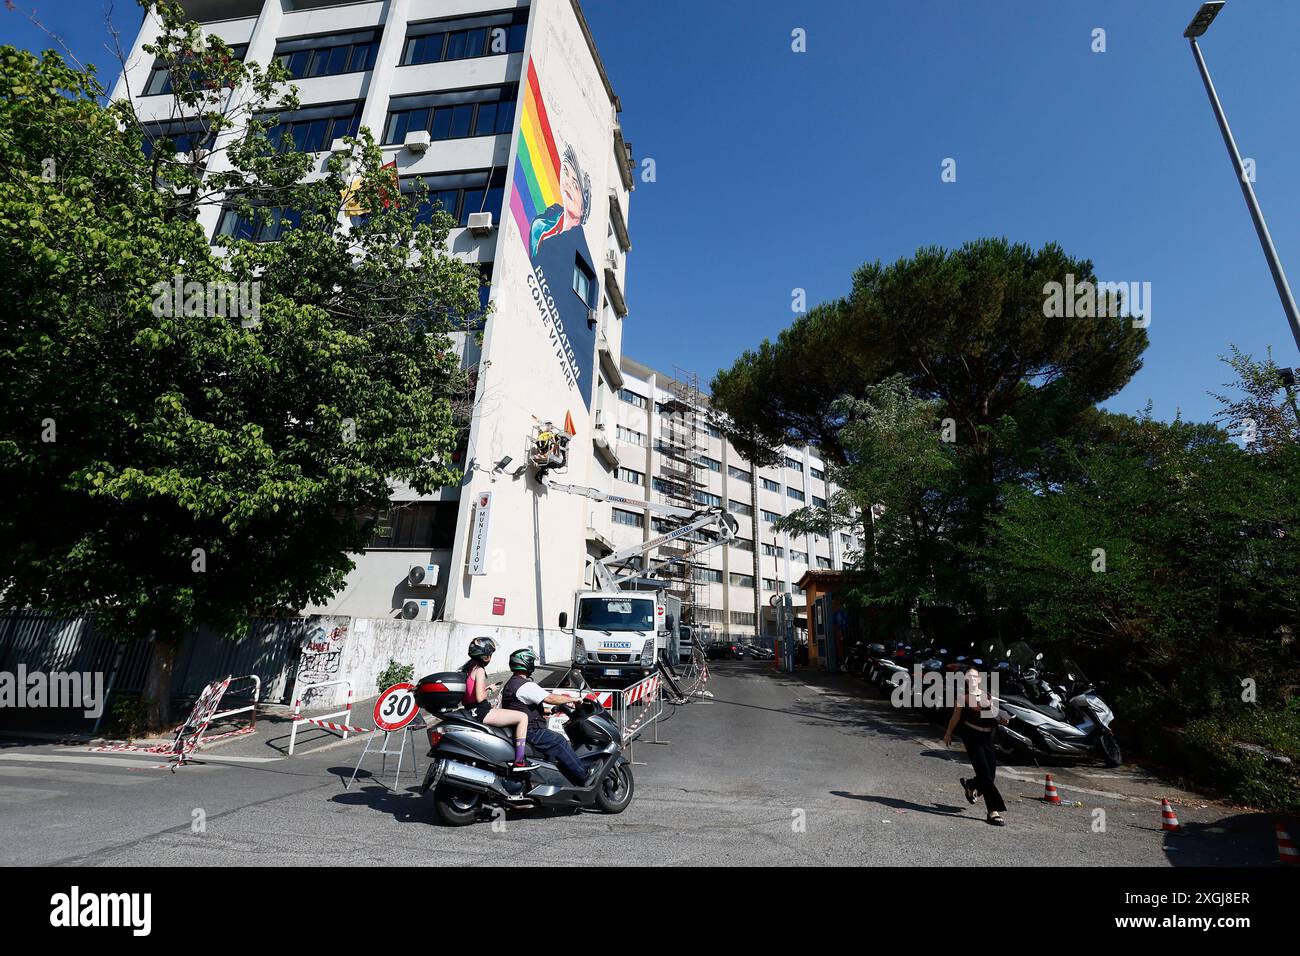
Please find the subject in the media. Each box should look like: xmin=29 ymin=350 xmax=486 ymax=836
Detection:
xmin=539 ymin=472 xmax=739 ymax=686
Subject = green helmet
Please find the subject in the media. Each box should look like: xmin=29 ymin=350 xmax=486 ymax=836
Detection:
xmin=508 ymin=648 xmax=538 ymax=675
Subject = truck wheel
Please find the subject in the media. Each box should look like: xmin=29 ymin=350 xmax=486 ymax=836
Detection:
xmin=433 ymin=785 xmax=482 ymax=826
xmin=595 ymin=764 xmax=634 ymax=814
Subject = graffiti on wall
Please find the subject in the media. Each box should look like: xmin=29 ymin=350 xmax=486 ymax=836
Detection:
xmin=297 ymin=621 xmax=348 ymax=705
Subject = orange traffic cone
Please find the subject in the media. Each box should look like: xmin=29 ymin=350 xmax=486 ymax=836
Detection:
xmin=1160 ymin=798 xmax=1181 ymax=832
xmin=1043 ymin=774 xmax=1061 ymax=805
xmin=1276 ymin=823 xmax=1299 ymax=865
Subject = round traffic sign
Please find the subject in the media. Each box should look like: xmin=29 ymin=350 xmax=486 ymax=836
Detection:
xmin=373 ymin=682 xmax=418 ymax=732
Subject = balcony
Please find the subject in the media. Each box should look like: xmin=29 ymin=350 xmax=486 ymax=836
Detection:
xmin=608 ymin=190 xmax=631 ymax=251
xmin=603 ymin=257 xmax=627 ymax=317
xmin=613 ymin=127 xmax=634 ymax=191
xmin=597 ymin=330 xmax=623 ymax=389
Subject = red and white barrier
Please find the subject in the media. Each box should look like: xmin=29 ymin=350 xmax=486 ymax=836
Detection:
xmin=288 ymin=679 xmax=356 ymax=755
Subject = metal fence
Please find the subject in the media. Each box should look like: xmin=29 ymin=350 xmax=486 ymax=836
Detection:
xmin=0 ymin=612 xmax=303 ymax=726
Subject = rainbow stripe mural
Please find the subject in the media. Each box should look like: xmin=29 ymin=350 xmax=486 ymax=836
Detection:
xmin=510 ymin=59 xmax=563 ymax=257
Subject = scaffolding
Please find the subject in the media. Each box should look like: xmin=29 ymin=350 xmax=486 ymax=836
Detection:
xmin=651 ymin=366 xmax=707 ymax=625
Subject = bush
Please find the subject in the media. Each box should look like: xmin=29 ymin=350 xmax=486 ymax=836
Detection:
xmin=103 ymin=695 xmax=153 ymax=741
xmin=1175 ymin=707 xmax=1300 ymax=813
xmin=376 ymin=659 xmax=414 ymax=691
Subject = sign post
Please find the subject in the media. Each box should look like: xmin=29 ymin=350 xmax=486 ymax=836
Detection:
xmin=346 ymin=682 xmax=421 ymax=791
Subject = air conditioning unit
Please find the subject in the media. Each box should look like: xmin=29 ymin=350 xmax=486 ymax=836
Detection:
xmin=587 ymin=307 xmax=598 ymax=329
xmin=404 ymin=129 xmax=431 ymax=153
xmin=467 ymin=211 xmax=494 ymax=236
xmin=401 ymin=598 xmax=438 ymax=621
xmin=605 ymin=251 xmax=618 ymax=271
xmin=407 ymin=564 xmax=440 ymax=587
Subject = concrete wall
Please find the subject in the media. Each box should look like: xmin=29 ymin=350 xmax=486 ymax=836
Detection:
xmin=293 ymin=614 xmax=572 ymax=709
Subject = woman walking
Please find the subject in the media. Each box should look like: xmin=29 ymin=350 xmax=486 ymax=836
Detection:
xmin=943 ymin=666 xmax=1007 ymax=826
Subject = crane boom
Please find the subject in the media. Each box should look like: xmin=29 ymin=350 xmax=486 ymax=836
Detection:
xmin=539 ymin=473 xmax=739 ymax=591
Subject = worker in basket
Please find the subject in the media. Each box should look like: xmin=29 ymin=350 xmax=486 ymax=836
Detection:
xmin=531 ymin=422 xmax=570 ymax=476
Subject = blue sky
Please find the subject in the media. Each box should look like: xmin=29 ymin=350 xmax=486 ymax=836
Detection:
xmin=5 ymin=0 xmax=1298 ymax=425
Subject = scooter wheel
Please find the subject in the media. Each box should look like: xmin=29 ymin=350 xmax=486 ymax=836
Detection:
xmin=594 ymin=764 xmax=635 ymax=814
xmin=1100 ymin=732 xmax=1122 ymax=768
xmin=433 ymin=785 xmax=483 ymax=826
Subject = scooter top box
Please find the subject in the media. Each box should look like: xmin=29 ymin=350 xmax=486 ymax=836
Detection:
xmin=415 ymin=672 xmax=468 ymax=712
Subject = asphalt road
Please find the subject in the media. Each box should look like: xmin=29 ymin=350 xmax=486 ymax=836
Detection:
xmin=0 ymin=662 xmax=1283 ymax=866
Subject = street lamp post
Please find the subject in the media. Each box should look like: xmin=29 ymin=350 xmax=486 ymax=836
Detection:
xmin=1184 ymin=1 xmax=1300 ymax=355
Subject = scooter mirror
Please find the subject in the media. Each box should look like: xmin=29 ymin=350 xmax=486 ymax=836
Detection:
xmin=1036 ymin=652 xmax=1044 ymax=661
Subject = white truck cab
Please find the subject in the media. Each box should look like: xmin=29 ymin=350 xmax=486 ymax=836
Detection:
xmin=566 ymin=589 xmax=680 ymax=685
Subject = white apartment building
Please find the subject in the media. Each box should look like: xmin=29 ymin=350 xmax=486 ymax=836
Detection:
xmin=591 ymin=357 xmax=862 ymax=643
xmin=113 ymin=0 xmax=637 ymax=669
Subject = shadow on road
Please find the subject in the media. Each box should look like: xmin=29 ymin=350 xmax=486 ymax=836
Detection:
xmin=830 ymin=789 xmax=975 ymax=820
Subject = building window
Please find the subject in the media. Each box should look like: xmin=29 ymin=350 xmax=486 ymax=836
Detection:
xmin=728 ymin=465 xmax=751 ymax=483
xmin=612 ymin=508 xmax=642 ymax=528
xmin=573 ymin=255 xmax=595 ymax=306
xmin=699 ymin=455 xmax=721 ymax=472
xmin=761 ymin=509 xmax=781 ymax=524
xmin=401 ymin=11 xmax=527 ymax=66
xmin=812 ymin=495 xmax=827 ymax=508
xmin=383 ymin=85 xmax=517 ymax=145
xmin=762 ymin=578 xmax=778 ymax=592
xmin=617 ymin=425 xmax=645 ymax=447
xmin=706 ymin=423 xmax=723 ymax=439
xmin=730 ymin=537 xmax=753 ymax=552
xmin=694 ymin=490 xmax=721 ymax=508
xmin=762 ymin=543 xmax=784 ymax=558
xmin=817 ymin=556 xmax=833 ymax=569
xmin=730 ymin=611 xmax=756 ymax=627
xmin=811 ymin=467 xmax=825 ymax=481
xmin=368 ymin=501 xmax=457 ymax=549
xmin=405 ymin=168 xmax=508 ymax=229
xmin=790 ymin=550 xmax=808 ymax=564
xmin=144 ymin=44 xmax=248 ymax=96
xmin=695 ymin=566 xmax=723 ymax=584
xmin=785 ymin=457 xmax=804 ymax=473
xmin=730 ymin=572 xmax=754 ymax=588
xmin=791 ymin=583 xmax=805 ymax=596
xmin=618 ymin=388 xmax=648 ymax=409
xmin=265 ymin=101 xmax=363 ymax=154
xmin=787 ymin=488 xmax=805 ymax=503
xmin=728 ymin=499 xmax=753 ymax=517
xmin=215 ymin=205 xmax=303 ymax=243
xmin=617 ymin=467 xmax=643 ymax=485
xmin=761 ymin=477 xmax=781 ymax=493
xmin=275 ymin=31 xmax=379 ymax=80
xmin=696 ymin=607 xmax=726 ymax=625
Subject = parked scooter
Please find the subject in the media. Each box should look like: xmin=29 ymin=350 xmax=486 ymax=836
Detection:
xmin=414 ymin=672 xmax=636 ymax=826
xmin=994 ymin=655 xmax=1121 ymax=767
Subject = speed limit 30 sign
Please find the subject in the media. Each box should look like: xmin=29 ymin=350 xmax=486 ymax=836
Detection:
xmin=373 ymin=682 xmax=419 ymax=732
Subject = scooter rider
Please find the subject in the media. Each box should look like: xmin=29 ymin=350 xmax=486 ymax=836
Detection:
xmin=500 ymin=648 xmax=594 ymax=786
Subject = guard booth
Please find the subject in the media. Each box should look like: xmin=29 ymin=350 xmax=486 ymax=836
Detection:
xmin=796 ymin=571 xmax=867 ymax=671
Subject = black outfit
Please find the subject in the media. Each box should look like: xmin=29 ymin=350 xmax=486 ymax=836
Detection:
xmin=500 ymin=674 xmax=588 ymax=785
xmin=958 ymin=699 xmax=1007 ymax=814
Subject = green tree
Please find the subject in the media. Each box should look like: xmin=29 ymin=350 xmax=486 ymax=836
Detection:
xmin=714 ymin=239 xmax=1147 ymax=620
xmin=0 ymin=2 xmax=483 ymax=726
xmin=976 ymin=412 xmax=1299 ymax=715
xmin=777 ymin=377 xmax=959 ymax=616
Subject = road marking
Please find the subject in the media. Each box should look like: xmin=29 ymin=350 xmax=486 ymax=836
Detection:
xmin=999 ymin=768 xmax=1161 ymax=805
xmin=0 ymin=753 xmax=189 ymax=770
xmin=0 ymin=766 xmax=151 ymax=786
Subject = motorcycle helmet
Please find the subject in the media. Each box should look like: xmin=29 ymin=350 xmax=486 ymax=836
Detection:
xmin=508 ymin=648 xmax=538 ymax=676
xmin=468 ymin=636 xmax=496 ymax=661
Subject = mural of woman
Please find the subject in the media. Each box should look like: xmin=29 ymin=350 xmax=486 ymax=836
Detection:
xmin=529 ymin=144 xmax=590 ymax=258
